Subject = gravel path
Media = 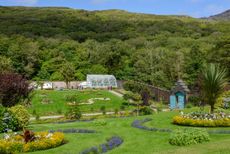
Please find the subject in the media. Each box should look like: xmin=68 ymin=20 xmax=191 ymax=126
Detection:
xmin=30 ymin=111 xmax=119 ymax=120
xmin=109 ymin=90 xmax=123 ymax=97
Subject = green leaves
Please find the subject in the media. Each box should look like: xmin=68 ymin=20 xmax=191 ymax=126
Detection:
xmin=169 ymin=128 xmax=210 ymax=146
xmin=201 ymin=64 xmax=228 ymax=113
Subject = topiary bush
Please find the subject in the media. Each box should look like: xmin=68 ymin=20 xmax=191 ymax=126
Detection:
xmin=8 ymin=105 xmax=30 ymax=129
xmin=169 ymin=128 xmax=210 ymax=146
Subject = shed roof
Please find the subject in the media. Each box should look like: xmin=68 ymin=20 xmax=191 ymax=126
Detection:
xmin=171 ymin=79 xmax=190 ymax=94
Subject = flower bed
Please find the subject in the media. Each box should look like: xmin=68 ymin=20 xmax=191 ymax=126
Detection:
xmin=54 ymin=119 xmax=93 ymax=124
xmin=173 ymin=112 xmax=230 ymax=127
xmin=49 ymin=128 xmax=96 ymax=133
xmin=80 ymin=136 xmax=123 ymax=154
xmin=0 ymin=131 xmax=65 ymax=154
xmin=131 ymin=118 xmax=171 ymax=132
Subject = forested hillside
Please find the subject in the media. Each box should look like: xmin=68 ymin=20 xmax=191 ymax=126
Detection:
xmin=0 ymin=6 xmax=229 ymax=89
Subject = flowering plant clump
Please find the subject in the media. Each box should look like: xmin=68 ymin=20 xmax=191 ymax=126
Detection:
xmin=0 ymin=131 xmax=65 ymax=154
xmin=173 ymin=112 xmax=230 ymax=127
xmin=49 ymin=128 xmax=96 ymax=134
xmin=131 ymin=118 xmax=171 ymax=132
xmin=169 ymin=128 xmax=210 ymax=146
xmin=80 ymin=136 xmax=123 ymax=154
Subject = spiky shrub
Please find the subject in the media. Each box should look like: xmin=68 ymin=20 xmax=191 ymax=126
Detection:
xmin=201 ymin=64 xmax=228 ymax=113
xmin=169 ymin=128 xmax=210 ymax=146
xmin=0 ymin=73 xmax=32 ymax=107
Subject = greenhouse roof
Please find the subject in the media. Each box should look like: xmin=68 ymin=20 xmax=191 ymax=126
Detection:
xmin=87 ymin=74 xmax=116 ymax=79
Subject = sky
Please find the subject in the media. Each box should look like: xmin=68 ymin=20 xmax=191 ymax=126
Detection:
xmin=0 ymin=0 xmax=230 ymax=18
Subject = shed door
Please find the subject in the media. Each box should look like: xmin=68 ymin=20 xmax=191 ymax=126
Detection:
xmin=170 ymin=95 xmax=176 ymax=109
xmin=178 ymin=95 xmax=185 ymax=109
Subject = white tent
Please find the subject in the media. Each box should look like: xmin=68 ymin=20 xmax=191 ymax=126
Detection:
xmin=86 ymin=74 xmax=117 ymax=88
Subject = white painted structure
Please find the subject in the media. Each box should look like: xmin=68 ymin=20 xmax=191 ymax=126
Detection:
xmin=86 ymin=74 xmax=117 ymax=88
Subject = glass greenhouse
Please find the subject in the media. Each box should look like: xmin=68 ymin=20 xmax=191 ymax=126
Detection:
xmin=86 ymin=74 xmax=117 ymax=88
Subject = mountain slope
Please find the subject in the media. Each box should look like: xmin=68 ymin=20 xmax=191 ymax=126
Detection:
xmin=208 ymin=9 xmax=230 ymax=21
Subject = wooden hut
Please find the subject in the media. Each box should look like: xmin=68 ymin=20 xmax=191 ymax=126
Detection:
xmin=170 ymin=79 xmax=190 ymax=109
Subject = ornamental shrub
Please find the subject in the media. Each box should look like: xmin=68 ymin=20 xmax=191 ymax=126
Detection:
xmin=65 ymin=105 xmax=81 ymax=120
xmin=0 ymin=106 xmax=5 ymax=132
xmin=169 ymin=128 xmax=210 ymax=146
xmin=139 ymin=106 xmax=153 ymax=115
xmin=0 ymin=73 xmax=32 ymax=107
xmin=8 ymin=105 xmax=30 ymax=129
xmin=93 ymin=120 xmax=107 ymax=126
xmin=0 ymin=110 xmax=19 ymax=133
xmin=65 ymin=94 xmax=78 ymax=102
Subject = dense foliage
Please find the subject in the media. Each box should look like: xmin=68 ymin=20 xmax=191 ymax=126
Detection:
xmin=8 ymin=105 xmax=30 ymax=129
xmin=201 ymin=64 xmax=228 ymax=113
xmin=0 ymin=105 xmax=30 ymax=133
xmin=0 ymin=73 xmax=32 ymax=107
xmin=0 ymin=107 xmax=19 ymax=132
xmin=169 ymin=128 xmax=210 ymax=146
xmin=0 ymin=7 xmax=230 ymax=90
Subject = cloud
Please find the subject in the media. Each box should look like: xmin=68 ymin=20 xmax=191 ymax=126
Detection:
xmin=1 ymin=0 xmax=38 ymax=6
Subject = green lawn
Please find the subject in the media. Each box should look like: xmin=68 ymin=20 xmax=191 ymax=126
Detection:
xmin=23 ymin=109 xmax=230 ymax=154
xmin=29 ymin=90 xmax=129 ymax=116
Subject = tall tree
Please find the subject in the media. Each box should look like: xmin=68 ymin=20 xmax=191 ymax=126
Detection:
xmin=60 ymin=62 xmax=75 ymax=89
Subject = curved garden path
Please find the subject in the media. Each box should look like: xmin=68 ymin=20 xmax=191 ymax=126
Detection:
xmin=131 ymin=118 xmax=230 ymax=134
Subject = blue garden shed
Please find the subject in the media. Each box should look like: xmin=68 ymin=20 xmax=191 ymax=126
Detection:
xmin=170 ymin=79 xmax=190 ymax=110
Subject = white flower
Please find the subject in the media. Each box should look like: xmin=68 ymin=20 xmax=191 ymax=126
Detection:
xmin=46 ymin=133 xmax=53 ymax=138
xmin=3 ymin=134 xmax=10 ymax=140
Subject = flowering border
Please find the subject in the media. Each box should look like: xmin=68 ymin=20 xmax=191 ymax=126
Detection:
xmin=53 ymin=119 xmax=93 ymax=124
xmin=80 ymin=136 xmax=123 ymax=154
xmin=131 ymin=118 xmax=171 ymax=132
xmin=131 ymin=118 xmax=230 ymax=134
xmin=48 ymin=128 xmax=96 ymax=134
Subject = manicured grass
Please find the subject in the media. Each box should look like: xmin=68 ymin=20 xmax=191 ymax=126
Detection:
xmin=29 ymin=90 xmax=130 ymax=116
xmin=22 ymin=109 xmax=230 ymax=154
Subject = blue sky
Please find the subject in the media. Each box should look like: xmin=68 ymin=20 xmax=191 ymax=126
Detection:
xmin=0 ymin=0 xmax=230 ymax=17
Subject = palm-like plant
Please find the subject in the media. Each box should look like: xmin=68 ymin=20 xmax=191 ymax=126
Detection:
xmin=201 ymin=64 xmax=228 ymax=113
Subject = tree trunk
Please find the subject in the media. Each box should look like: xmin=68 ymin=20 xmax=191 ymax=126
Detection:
xmin=66 ymin=81 xmax=69 ymax=89
xmin=210 ymin=105 xmax=214 ymax=113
